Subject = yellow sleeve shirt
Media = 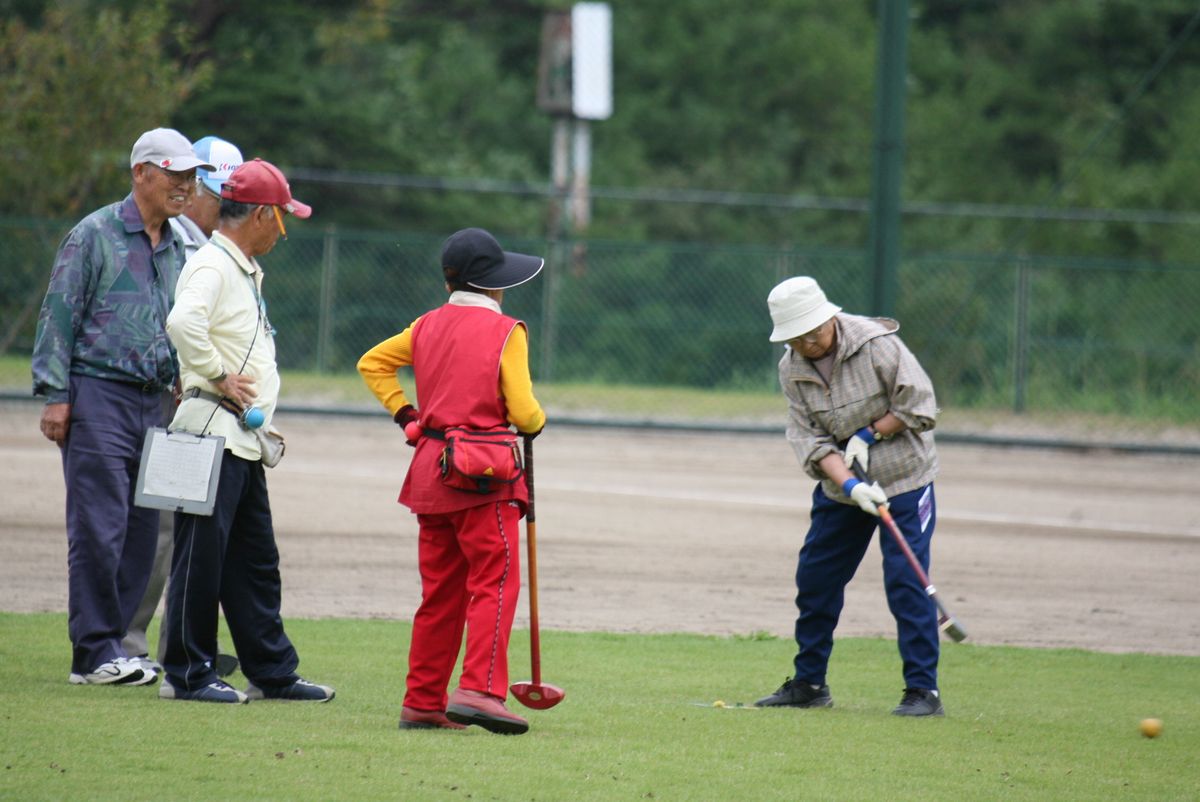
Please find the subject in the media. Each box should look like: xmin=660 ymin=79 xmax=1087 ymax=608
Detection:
xmin=357 ymin=297 xmax=546 ymax=434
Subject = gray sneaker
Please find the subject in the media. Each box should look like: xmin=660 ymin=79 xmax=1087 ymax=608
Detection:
xmin=245 ymin=677 xmax=335 ymax=702
xmin=892 ymin=688 xmax=945 ymax=717
xmin=754 ymin=678 xmax=833 ymax=708
xmin=159 ymin=678 xmax=249 ymax=704
xmin=69 ymin=657 xmax=155 ymax=686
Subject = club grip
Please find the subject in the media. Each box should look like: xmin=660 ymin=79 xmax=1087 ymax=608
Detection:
xmin=523 ymin=435 xmax=535 ymax=523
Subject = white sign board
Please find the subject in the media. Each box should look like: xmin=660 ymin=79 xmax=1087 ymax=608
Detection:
xmin=571 ymin=3 xmax=612 ymax=120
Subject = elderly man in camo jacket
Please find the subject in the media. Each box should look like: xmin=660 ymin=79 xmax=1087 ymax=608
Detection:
xmin=32 ymin=128 xmax=214 ymax=688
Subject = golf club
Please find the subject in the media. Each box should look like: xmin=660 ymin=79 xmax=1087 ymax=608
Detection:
xmin=851 ymin=460 xmax=968 ymax=642
xmin=509 ymin=435 xmax=566 ymax=709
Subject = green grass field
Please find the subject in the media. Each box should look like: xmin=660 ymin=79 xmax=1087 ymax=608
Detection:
xmin=1 ymin=613 xmax=1195 ymax=801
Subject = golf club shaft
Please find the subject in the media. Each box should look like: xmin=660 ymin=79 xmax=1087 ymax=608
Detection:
xmin=877 ymin=505 xmax=933 ymax=588
xmin=851 ymin=460 xmax=967 ymax=641
xmin=878 ymin=503 xmax=964 ymax=638
xmin=524 ymin=436 xmax=542 ymax=685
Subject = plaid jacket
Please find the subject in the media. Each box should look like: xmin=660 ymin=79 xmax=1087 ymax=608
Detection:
xmin=778 ymin=313 xmax=938 ymax=501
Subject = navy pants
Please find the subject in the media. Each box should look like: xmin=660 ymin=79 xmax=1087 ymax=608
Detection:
xmin=62 ymin=375 xmax=164 ymax=674
xmin=162 ymin=452 xmax=299 ymax=691
xmin=792 ymin=482 xmax=940 ymax=690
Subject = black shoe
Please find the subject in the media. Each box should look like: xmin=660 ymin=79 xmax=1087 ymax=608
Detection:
xmin=215 ymin=653 xmax=239 ymax=678
xmin=245 ymin=677 xmax=335 ymax=703
xmin=892 ymin=688 xmax=944 ymax=717
xmin=754 ymin=678 xmax=833 ymax=708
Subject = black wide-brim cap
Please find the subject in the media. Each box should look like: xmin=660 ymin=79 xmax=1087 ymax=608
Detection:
xmin=442 ymin=227 xmax=544 ymax=290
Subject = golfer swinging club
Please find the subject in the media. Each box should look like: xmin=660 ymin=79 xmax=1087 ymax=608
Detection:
xmin=754 ymin=276 xmax=946 ymax=717
xmin=358 ymin=228 xmax=546 ymax=734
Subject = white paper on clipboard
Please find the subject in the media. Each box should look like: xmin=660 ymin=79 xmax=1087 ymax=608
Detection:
xmin=134 ymin=428 xmax=225 ymax=516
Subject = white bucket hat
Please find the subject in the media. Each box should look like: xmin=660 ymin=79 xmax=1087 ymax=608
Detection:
xmin=767 ymin=276 xmax=841 ymax=342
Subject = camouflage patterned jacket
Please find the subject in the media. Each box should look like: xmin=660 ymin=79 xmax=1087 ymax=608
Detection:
xmin=31 ymin=195 xmax=183 ymax=403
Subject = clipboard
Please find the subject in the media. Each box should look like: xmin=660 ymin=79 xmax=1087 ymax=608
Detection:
xmin=133 ymin=427 xmax=225 ymax=516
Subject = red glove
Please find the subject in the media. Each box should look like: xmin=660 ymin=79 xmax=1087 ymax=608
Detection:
xmin=393 ymin=405 xmax=419 ymax=446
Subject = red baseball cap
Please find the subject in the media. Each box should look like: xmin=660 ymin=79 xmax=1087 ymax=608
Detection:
xmin=221 ymin=158 xmax=312 ymax=218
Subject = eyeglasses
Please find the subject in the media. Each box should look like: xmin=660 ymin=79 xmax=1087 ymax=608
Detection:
xmin=794 ymin=320 xmax=831 ymax=344
xmin=145 ymin=163 xmax=197 ymax=185
xmin=195 ymin=179 xmax=222 ymax=200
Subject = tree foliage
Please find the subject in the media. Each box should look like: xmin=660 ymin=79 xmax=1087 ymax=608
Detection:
xmin=4 ymin=0 xmax=1200 ymax=261
xmin=0 ymin=0 xmax=210 ymax=217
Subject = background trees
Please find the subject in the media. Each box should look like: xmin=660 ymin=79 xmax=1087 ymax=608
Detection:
xmin=3 ymin=0 xmax=1197 ymax=259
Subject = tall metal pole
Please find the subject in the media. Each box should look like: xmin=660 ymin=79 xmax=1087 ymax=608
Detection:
xmin=867 ymin=0 xmax=909 ymax=317
xmin=317 ymin=225 xmax=338 ymax=374
xmin=540 ymin=118 xmax=571 ymax=381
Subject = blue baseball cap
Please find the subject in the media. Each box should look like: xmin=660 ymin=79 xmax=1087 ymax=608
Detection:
xmin=192 ymin=136 xmax=244 ymax=196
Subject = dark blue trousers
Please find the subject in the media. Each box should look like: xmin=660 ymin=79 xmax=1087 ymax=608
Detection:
xmin=792 ymin=482 xmax=940 ymax=690
xmin=162 ymin=452 xmax=299 ymax=690
xmin=62 ymin=375 xmax=164 ymax=674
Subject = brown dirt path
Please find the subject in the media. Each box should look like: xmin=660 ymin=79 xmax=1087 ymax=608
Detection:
xmin=3 ymin=401 xmax=1198 ymax=655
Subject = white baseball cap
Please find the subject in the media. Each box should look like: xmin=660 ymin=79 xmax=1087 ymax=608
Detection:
xmin=129 ymin=128 xmax=215 ymax=172
xmin=767 ymin=277 xmax=841 ymax=342
xmin=192 ymin=136 xmax=244 ymax=196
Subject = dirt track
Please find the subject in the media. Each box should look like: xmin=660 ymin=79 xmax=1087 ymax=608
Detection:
xmin=4 ymin=400 xmax=1199 ymax=656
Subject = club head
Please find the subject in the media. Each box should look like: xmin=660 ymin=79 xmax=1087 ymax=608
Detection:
xmin=510 ymin=681 xmax=565 ymax=710
xmin=940 ymin=617 xmax=968 ymax=643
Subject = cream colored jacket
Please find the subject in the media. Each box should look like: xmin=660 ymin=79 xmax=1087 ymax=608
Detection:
xmin=166 ymin=230 xmax=279 ymax=461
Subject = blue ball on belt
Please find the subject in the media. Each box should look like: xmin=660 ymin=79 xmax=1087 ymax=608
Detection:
xmin=240 ymin=406 xmax=266 ymax=430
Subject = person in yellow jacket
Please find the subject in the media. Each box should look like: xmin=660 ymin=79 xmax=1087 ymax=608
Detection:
xmin=359 ymin=228 xmax=545 ymax=734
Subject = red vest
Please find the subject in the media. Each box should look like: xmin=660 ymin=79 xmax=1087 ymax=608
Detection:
xmin=398 ymin=303 xmax=529 ymax=514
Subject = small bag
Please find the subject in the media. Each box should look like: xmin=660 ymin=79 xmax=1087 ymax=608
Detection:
xmin=438 ymin=426 xmax=523 ymax=494
xmin=255 ymin=427 xmax=286 ymax=468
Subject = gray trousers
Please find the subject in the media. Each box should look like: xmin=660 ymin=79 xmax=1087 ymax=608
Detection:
xmin=121 ymin=391 xmax=176 ymax=661
xmin=120 ymin=513 xmax=173 ymax=661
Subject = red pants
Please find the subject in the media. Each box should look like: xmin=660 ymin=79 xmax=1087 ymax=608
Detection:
xmin=405 ymin=501 xmax=522 ymax=712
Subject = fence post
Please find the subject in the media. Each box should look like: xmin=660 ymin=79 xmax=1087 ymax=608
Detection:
xmin=317 ymin=225 xmax=338 ymax=374
xmin=1012 ymin=255 xmax=1031 ymax=413
xmin=539 ymin=238 xmax=563 ymax=381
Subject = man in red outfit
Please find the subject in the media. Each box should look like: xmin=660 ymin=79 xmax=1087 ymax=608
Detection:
xmin=358 ymin=228 xmax=546 ymax=734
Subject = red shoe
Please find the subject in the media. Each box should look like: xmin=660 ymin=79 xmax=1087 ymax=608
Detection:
xmin=399 ymin=706 xmax=467 ymax=730
xmin=446 ymin=688 xmax=529 ymax=735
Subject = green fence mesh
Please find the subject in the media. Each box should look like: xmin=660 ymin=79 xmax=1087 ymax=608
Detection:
xmin=4 ymin=219 xmax=1198 ymax=448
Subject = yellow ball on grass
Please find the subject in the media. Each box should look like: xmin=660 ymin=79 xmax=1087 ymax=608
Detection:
xmin=1139 ymin=718 xmax=1163 ymax=738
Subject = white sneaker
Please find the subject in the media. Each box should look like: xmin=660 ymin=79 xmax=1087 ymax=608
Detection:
xmin=130 ymin=655 xmax=164 ymax=674
xmin=68 ymin=657 xmax=156 ymax=686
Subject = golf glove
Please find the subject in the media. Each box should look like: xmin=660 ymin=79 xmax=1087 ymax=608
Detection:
xmin=842 ymin=426 xmax=874 ymax=474
xmin=393 ymin=405 xmax=420 ymax=446
xmin=393 ymin=404 xmax=418 ymax=428
xmin=842 ymin=477 xmax=888 ymax=516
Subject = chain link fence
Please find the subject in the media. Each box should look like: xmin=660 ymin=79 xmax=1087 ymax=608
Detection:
xmin=4 ymin=217 xmax=1199 ymax=450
